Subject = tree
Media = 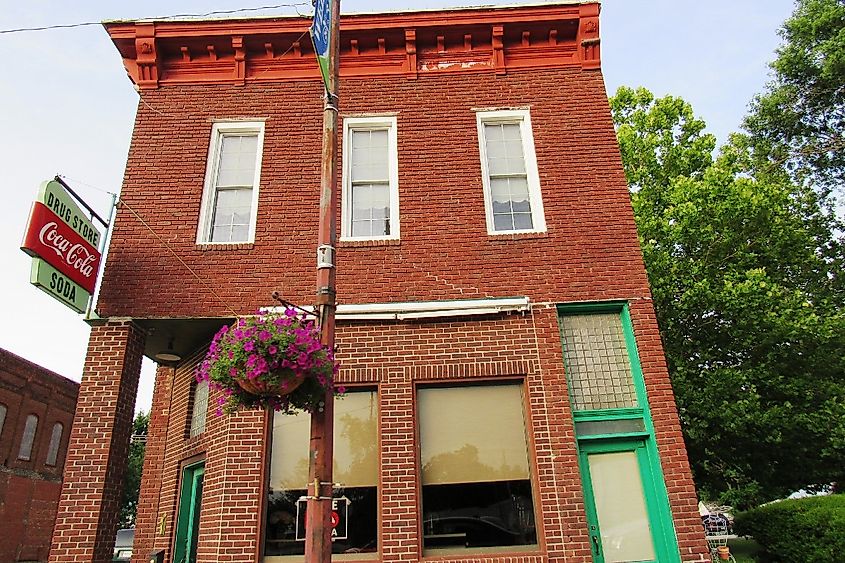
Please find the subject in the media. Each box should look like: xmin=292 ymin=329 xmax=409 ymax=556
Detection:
xmin=611 ymin=86 xmax=845 ymax=508
xmin=119 ymin=411 xmax=149 ymax=528
xmin=744 ymin=0 xmax=845 ymax=201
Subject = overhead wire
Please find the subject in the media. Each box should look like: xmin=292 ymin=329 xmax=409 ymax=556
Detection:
xmin=0 ymin=3 xmax=312 ymax=35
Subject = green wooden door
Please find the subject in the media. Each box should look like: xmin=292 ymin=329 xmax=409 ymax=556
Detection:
xmin=174 ymin=462 xmax=205 ymax=563
xmin=578 ymin=439 xmax=679 ymax=563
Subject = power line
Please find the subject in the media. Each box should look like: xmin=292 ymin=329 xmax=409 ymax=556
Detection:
xmin=0 ymin=3 xmax=312 ymax=35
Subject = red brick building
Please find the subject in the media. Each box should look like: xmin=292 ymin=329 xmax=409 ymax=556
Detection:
xmin=0 ymin=348 xmax=78 ymax=563
xmin=51 ymin=2 xmax=709 ymax=562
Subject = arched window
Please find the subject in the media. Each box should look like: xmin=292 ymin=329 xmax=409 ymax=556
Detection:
xmin=0 ymin=404 xmax=7 ymax=438
xmin=190 ymin=378 xmax=209 ymax=438
xmin=18 ymin=414 xmax=39 ymax=461
xmin=46 ymin=422 xmax=64 ymax=466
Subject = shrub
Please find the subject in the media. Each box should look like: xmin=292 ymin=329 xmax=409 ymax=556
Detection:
xmin=733 ymin=494 xmax=845 ymax=562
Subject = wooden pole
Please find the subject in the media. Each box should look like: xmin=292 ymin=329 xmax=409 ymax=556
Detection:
xmin=305 ymin=0 xmax=340 ymax=562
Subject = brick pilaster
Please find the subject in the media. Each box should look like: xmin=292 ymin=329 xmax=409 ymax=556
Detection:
xmin=131 ymin=365 xmax=173 ymax=563
xmin=50 ymin=321 xmax=145 ymax=563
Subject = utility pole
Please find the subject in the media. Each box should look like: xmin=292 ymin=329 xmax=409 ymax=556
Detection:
xmin=306 ymin=0 xmax=340 ymax=561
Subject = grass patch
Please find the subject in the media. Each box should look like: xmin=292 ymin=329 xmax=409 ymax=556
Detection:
xmin=729 ymin=537 xmax=762 ymax=563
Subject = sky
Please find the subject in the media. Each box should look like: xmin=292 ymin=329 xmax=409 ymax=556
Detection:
xmin=0 ymin=0 xmax=796 ymax=414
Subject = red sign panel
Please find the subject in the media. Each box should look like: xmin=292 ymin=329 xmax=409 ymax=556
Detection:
xmin=21 ymin=202 xmax=101 ymax=293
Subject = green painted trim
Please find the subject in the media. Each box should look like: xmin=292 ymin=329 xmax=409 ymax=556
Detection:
xmin=578 ymin=439 xmax=680 ymax=563
xmin=557 ymin=302 xmax=682 ymax=562
xmin=174 ymin=461 xmax=205 ymax=563
xmin=572 ymin=408 xmax=644 ymax=421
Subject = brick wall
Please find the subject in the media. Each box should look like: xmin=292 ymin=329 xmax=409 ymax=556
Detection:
xmin=97 ymin=34 xmax=707 ymax=563
xmin=0 ymin=348 xmax=79 ymax=563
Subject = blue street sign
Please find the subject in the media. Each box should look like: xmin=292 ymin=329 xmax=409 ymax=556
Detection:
xmin=310 ymin=0 xmax=332 ymax=90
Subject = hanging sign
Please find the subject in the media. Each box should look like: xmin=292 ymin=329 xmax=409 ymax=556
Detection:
xmin=30 ymin=258 xmax=89 ymax=313
xmin=20 ymin=179 xmax=104 ymax=312
xmin=295 ymin=496 xmax=350 ymax=541
xmin=310 ymin=0 xmax=333 ymax=91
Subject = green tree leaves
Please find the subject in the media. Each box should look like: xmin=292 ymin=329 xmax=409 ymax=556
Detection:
xmin=744 ymin=0 xmax=845 ymax=199
xmin=611 ymin=84 xmax=845 ymax=508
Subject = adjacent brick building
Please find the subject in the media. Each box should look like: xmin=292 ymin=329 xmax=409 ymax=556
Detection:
xmin=51 ymin=2 xmax=710 ymax=562
xmin=0 ymin=348 xmax=78 ymax=563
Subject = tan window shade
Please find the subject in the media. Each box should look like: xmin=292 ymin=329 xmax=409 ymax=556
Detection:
xmin=560 ymin=313 xmax=638 ymax=411
xmin=270 ymin=390 xmax=378 ymax=491
xmin=587 ymin=451 xmax=656 ymax=561
xmin=419 ymin=384 xmax=530 ymax=486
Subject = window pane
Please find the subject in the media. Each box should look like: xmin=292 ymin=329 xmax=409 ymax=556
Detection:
xmin=351 ymin=129 xmax=389 ymax=183
xmin=588 ymin=451 xmax=656 ymax=561
xmin=351 ymin=183 xmax=390 ymax=236
xmin=46 ymin=423 xmax=63 ymax=466
xmin=217 ymin=134 xmax=258 ymax=187
xmin=211 ymin=187 xmax=252 ymax=242
xmin=489 ymin=177 xmax=532 ymax=232
xmin=419 ymin=384 xmax=536 ymax=554
xmin=18 ymin=414 xmax=38 ymax=461
xmin=0 ymin=404 xmax=6 ymax=438
xmin=266 ymin=390 xmax=378 ymax=557
xmin=190 ymin=379 xmax=209 ymax=438
xmin=560 ymin=313 xmax=639 ymax=411
xmin=574 ymin=418 xmax=645 ymax=436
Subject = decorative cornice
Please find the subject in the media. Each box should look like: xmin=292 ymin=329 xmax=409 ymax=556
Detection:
xmin=104 ymin=3 xmax=601 ymax=90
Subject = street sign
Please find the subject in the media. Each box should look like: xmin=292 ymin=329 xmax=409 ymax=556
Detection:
xmin=310 ymin=0 xmax=332 ymax=91
xmin=295 ymin=496 xmax=350 ymax=541
xmin=30 ymin=257 xmax=90 ymax=313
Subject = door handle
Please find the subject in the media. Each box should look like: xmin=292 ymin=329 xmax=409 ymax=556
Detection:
xmin=591 ymin=534 xmax=601 ymax=555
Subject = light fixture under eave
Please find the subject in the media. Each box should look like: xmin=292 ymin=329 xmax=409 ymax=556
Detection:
xmin=154 ymin=338 xmax=182 ymax=364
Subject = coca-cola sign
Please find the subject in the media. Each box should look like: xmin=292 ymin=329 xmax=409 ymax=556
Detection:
xmin=22 ymin=202 xmax=101 ymax=293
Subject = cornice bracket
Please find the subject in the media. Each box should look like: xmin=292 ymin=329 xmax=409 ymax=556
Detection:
xmin=233 ymin=36 xmax=246 ymax=85
xmin=134 ymin=23 xmax=159 ymax=89
xmin=404 ymin=29 xmax=417 ymax=79
xmin=577 ymin=3 xmax=601 ymax=69
xmin=492 ymin=25 xmax=506 ymax=75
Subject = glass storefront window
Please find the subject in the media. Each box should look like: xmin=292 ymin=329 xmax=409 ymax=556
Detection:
xmin=264 ymin=389 xmax=378 ymax=560
xmin=418 ymin=383 xmax=537 ymax=555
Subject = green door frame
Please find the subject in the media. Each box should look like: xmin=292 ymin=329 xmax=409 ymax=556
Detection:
xmin=557 ymin=302 xmax=681 ymax=563
xmin=173 ymin=461 xmax=205 ymax=563
xmin=577 ymin=438 xmax=680 ymax=563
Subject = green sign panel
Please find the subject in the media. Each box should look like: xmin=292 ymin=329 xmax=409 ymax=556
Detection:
xmin=30 ymin=257 xmax=90 ymax=313
xmin=36 ymin=180 xmax=102 ymax=247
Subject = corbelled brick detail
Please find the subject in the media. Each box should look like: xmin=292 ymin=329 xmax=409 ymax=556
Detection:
xmin=50 ymin=321 xmax=144 ymax=563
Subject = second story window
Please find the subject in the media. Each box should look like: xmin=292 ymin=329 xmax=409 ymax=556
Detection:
xmin=18 ymin=414 xmax=38 ymax=461
xmin=45 ymin=422 xmax=64 ymax=466
xmin=341 ymin=116 xmax=400 ymax=240
xmin=197 ymin=121 xmax=265 ymax=244
xmin=476 ymin=109 xmax=546 ymax=234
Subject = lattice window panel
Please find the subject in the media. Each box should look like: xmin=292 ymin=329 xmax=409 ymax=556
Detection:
xmin=560 ymin=313 xmax=638 ymax=411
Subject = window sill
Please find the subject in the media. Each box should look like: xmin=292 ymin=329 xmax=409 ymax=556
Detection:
xmin=196 ymin=242 xmax=255 ymax=251
xmin=487 ymin=231 xmax=549 ymax=242
xmin=339 ymin=239 xmax=401 ymax=248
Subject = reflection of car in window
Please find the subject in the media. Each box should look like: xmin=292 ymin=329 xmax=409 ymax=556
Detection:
xmin=423 ymin=486 xmax=536 ymax=550
xmin=113 ymin=528 xmax=134 ymax=561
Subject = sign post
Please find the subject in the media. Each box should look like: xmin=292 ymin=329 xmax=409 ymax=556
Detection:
xmin=306 ymin=1 xmax=341 ymax=563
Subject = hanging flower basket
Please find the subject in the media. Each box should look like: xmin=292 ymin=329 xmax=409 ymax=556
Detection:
xmin=196 ymin=307 xmax=342 ymax=415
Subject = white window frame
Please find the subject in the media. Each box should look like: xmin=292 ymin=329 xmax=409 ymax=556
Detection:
xmin=341 ymin=116 xmax=400 ymax=241
xmin=476 ymin=109 xmax=546 ymax=235
xmin=196 ymin=121 xmax=265 ymax=244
